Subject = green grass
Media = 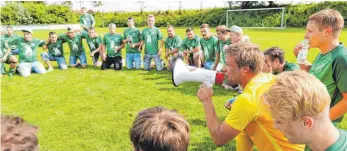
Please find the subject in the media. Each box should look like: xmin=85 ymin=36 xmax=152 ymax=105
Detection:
xmin=1 ymin=27 xmax=347 ymax=151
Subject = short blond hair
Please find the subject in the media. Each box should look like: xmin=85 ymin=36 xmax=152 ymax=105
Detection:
xmin=225 ymin=42 xmax=264 ymax=74
xmin=130 ymin=106 xmax=190 ymax=151
xmin=148 ymin=14 xmax=155 ymax=19
xmin=309 ymin=9 xmax=344 ymax=37
xmin=263 ymin=70 xmax=331 ymax=121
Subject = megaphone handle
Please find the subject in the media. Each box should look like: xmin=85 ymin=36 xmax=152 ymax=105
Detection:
xmin=204 ymin=81 xmax=213 ymax=88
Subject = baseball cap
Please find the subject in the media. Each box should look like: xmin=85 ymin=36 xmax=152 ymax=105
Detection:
xmin=21 ymin=28 xmax=33 ymax=34
xmin=227 ymin=25 xmax=243 ymax=34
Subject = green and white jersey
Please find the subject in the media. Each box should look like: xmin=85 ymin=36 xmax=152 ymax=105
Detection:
xmin=142 ymin=27 xmax=163 ymax=55
xmin=273 ymin=62 xmax=300 ymax=75
xmin=217 ymin=38 xmax=232 ymax=64
xmin=181 ymin=35 xmax=200 ymax=51
xmin=7 ymin=37 xmax=45 ymax=62
xmin=58 ymin=33 xmax=85 ymax=56
xmin=79 ymin=13 xmax=95 ymax=29
xmin=81 ymin=31 xmax=102 ymax=52
xmin=2 ymin=34 xmax=19 ymax=50
xmin=164 ymin=35 xmax=181 ymax=52
xmin=103 ymin=33 xmax=123 ymax=57
xmin=123 ymin=27 xmax=142 ymax=53
xmin=200 ymin=35 xmax=219 ymax=62
xmin=0 ymin=38 xmax=8 ymax=58
xmin=305 ymin=129 xmax=347 ymax=151
xmin=309 ymin=45 xmax=347 ymax=124
xmin=47 ymin=40 xmax=65 ymax=57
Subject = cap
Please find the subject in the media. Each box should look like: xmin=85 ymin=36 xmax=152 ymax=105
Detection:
xmin=21 ymin=28 xmax=33 ymax=34
xmin=227 ymin=25 xmax=243 ymax=34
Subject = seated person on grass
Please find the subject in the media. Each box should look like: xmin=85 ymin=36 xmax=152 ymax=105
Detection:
xmin=181 ymin=27 xmax=202 ymax=68
xmin=101 ymin=23 xmax=124 ymax=70
xmin=164 ymin=24 xmax=182 ymax=70
xmin=58 ymin=27 xmax=87 ymax=68
xmin=0 ymin=37 xmax=17 ymax=77
xmin=41 ymin=31 xmax=68 ymax=72
xmin=6 ymin=28 xmax=46 ymax=77
xmin=263 ymin=46 xmax=299 ymax=74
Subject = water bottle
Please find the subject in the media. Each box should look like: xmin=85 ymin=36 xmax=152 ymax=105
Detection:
xmin=297 ymin=39 xmax=309 ymax=64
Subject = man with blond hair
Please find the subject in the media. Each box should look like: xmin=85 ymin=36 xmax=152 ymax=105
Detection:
xmin=141 ymin=14 xmax=164 ymax=71
xmin=263 ymin=70 xmax=347 ymax=151
xmin=293 ymin=9 xmax=347 ymax=126
xmin=130 ymin=106 xmax=190 ymax=151
xmin=196 ymin=42 xmax=303 ymax=151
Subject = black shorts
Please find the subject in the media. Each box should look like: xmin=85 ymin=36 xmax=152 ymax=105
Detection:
xmin=101 ymin=56 xmax=122 ymax=70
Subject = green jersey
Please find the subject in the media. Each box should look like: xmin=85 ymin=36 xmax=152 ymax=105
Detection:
xmin=165 ymin=35 xmax=181 ymax=52
xmin=2 ymin=34 xmax=19 ymax=50
xmin=123 ymin=27 xmax=142 ymax=53
xmin=58 ymin=33 xmax=85 ymax=56
xmin=79 ymin=13 xmax=95 ymax=29
xmin=0 ymin=38 xmax=8 ymax=58
xmin=309 ymin=45 xmax=347 ymax=124
xmin=305 ymin=129 xmax=347 ymax=151
xmin=81 ymin=31 xmax=102 ymax=52
xmin=217 ymin=38 xmax=232 ymax=64
xmin=47 ymin=40 xmax=65 ymax=57
xmin=142 ymin=27 xmax=163 ymax=55
xmin=273 ymin=61 xmax=300 ymax=75
xmin=200 ymin=35 xmax=219 ymax=62
xmin=103 ymin=33 xmax=123 ymax=57
xmin=7 ymin=37 xmax=44 ymax=62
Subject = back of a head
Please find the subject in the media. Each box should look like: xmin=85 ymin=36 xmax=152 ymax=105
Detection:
xmin=309 ymin=9 xmax=344 ymax=37
xmin=264 ymin=47 xmax=285 ymax=64
xmin=230 ymin=25 xmax=243 ymax=35
xmin=130 ymin=106 xmax=190 ymax=151
xmin=225 ymin=42 xmax=264 ymax=74
xmin=1 ymin=115 xmax=39 ymax=151
xmin=263 ymin=70 xmax=331 ymax=121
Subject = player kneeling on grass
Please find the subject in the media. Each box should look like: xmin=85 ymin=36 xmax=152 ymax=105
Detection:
xmin=181 ymin=27 xmax=202 ymax=68
xmin=101 ymin=23 xmax=124 ymax=70
xmin=6 ymin=28 xmax=46 ymax=77
xmin=82 ymin=27 xmax=102 ymax=68
xmin=263 ymin=70 xmax=347 ymax=151
xmin=123 ymin=17 xmax=142 ymax=70
xmin=58 ymin=27 xmax=87 ymax=68
xmin=200 ymin=24 xmax=219 ymax=70
xmin=0 ymin=37 xmax=17 ymax=77
xmin=1 ymin=115 xmax=39 ymax=151
xmin=41 ymin=32 xmax=68 ymax=72
xmin=164 ymin=25 xmax=182 ymax=70
xmin=263 ymin=46 xmax=299 ymax=74
xmin=130 ymin=106 xmax=190 ymax=151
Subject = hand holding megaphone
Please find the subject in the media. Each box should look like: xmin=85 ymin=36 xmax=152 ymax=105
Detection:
xmin=172 ymin=58 xmax=225 ymax=88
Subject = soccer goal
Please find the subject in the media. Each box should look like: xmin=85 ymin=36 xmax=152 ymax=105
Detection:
xmin=226 ymin=7 xmax=286 ymax=29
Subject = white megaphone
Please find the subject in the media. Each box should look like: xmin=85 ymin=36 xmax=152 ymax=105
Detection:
xmin=172 ymin=58 xmax=225 ymax=87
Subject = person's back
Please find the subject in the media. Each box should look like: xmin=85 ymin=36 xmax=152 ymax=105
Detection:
xmin=130 ymin=106 xmax=190 ymax=151
xmin=226 ymin=72 xmax=304 ymax=151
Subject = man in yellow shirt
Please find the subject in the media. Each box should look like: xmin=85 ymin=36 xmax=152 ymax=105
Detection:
xmin=197 ymin=42 xmax=304 ymax=151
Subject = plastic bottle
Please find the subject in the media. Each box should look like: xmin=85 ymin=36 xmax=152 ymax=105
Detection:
xmin=297 ymin=39 xmax=309 ymax=64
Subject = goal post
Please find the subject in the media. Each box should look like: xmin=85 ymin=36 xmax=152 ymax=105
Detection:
xmin=226 ymin=7 xmax=286 ymax=29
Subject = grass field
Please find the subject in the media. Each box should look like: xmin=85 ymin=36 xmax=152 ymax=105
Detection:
xmin=1 ymin=27 xmax=347 ymax=151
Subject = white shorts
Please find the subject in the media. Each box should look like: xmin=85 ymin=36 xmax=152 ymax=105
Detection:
xmin=17 ymin=61 xmax=46 ymax=77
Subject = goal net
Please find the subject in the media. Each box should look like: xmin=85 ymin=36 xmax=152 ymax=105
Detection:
xmin=226 ymin=7 xmax=286 ymax=29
